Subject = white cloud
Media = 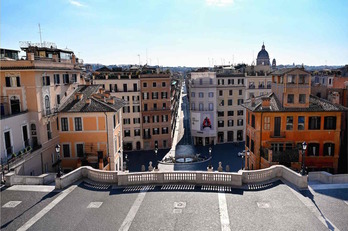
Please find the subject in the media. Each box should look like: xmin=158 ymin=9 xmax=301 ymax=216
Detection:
xmin=206 ymin=0 xmax=234 ymax=7
xmin=69 ymin=0 xmax=85 ymax=7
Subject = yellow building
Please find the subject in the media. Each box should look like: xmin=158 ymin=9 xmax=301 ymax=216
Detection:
xmin=58 ymin=85 xmax=125 ymax=172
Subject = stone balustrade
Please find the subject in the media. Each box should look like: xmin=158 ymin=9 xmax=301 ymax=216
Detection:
xmin=53 ymin=165 xmax=308 ymax=190
xmin=308 ymin=171 xmax=348 ymax=184
xmin=5 ymin=172 xmax=56 ymax=186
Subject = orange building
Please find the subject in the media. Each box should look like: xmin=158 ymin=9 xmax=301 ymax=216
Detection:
xmin=243 ymin=68 xmax=347 ymax=173
xmin=58 ymin=85 xmax=125 ymax=172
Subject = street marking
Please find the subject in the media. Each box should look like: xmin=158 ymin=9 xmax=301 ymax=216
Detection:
xmin=7 ymin=185 xmax=56 ymax=192
xmin=2 ymin=201 xmax=22 ymax=208
xmin=17 ymin=185 xmax=77 ymax=231
xmin=257 ymin=202 xmax=271 ymax=209
xmin=118 ymin=186 xmax=148 ymax=231
xmin=218 ymin=192 xmax=231 ymax=231
xmin=174 ymin=202 xmax=186 ymax=209
xmin=87 ymin=202 xmax=103 ymax=208
xmin=173 ymin=209 xmax=182 ymax=214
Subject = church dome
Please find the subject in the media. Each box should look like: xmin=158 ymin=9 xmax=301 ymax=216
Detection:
xmin=256 ymin=43 xmax=270 ymax=66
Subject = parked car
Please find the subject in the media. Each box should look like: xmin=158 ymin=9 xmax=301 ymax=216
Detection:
xmin=238 ymin=150 xmax=246 ymax=157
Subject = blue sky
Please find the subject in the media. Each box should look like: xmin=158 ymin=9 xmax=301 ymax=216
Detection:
xmin=1 ymin=0 xmax=348 ymax=66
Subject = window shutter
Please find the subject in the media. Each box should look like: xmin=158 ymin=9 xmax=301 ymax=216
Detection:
xmin=16 ymin=77 xmax=21 ymax=87
xmin=5 ymin=77 xmax=11 ymax=87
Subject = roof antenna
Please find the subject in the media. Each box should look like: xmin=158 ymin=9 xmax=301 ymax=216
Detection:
xmin=38 ymin=23 xmax=43 ymax=47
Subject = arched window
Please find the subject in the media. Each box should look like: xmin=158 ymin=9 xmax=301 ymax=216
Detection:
xmin=45 ymin=95 xmax=50 ymax=115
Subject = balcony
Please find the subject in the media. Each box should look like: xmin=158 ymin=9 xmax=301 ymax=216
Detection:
xmin=248 ymin=85 xmax=255 ymax=89
xmin=270 ymin=131 xmax=286 ymax=138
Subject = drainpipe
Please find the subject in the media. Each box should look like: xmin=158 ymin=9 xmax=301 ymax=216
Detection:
xmin=104 ymin=112 xmax=109 ymax=162
xmin=259 ymin=111 xmax=263 ymax=169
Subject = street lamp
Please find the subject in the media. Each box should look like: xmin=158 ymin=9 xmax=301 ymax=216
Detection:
xmin=154 ymin=147 xmax=158 ymax=169
xmin=55 ymin=144 xmax=61 ymax=177
xmin=301 ymin=141 xmax=307 ymax=175
xmin=247 ymin=150 xmax=250 ymax=170
xmin=241 ymin=154 xmax=244 ymax=170
xmin=208 ymin=147 xmax=212 ymax=168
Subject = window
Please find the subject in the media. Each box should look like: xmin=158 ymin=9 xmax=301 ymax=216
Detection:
xmin=210 ymin=78 xmax=213 ymax=84
xmin=61 ymin=118 xmax=69 ymax=131
xmin=57 ymin=95 xmax=61 ymax=105
xmin=54 ymin=74 xmax=60 ymax=85
xmin=251 ymin=139 xmax=255 ymax=153
xmin=264 ymin=116 xmax=270 ymax=130
xmin=298 ymin=116 xmax=305 ymax=130
xmin=63 ymin=74 xmax=69 ymax=84
xmin=239 ymin=90 xmax=242 ymax=95
xmin=237 ymin=110 xmax=243 ymax=116
xmin=287 ymin=75 xmax=295 ymax=84
xmin=113 ymin=115 xmax=116 ymax=128
xmin=229 ymin=90 xmax=233 ymax=96
xmin=153 ymin=82 xmax=157 ymax=87
xmin=323 ymin=143 xmax=335 ymax=156
xmin=246 ymin=135 xmax=250 ymax=148
xmin=76 ymin=143 xmax=84 ymax=157
xmin=299 ymin=75 xmax=306 ymax=84
xmin=209 ymin=103 xmax=213 ymax=111
xmin=251 ymin=115 xmax=255 ymax=128
xmin=299 ymin=94 xmax=306 ymax=104
xmin=133 ymin=118 xmax=140 ymax=124
xmin=123 ymin=106 xmax=130 ymax=113
xmin=218 ymin=120 xmax=224 ymax=127
xmin=143 ymin=82 xmax=147 ymax=87
xmin=47 ymin=122 xmax=52 ymax=140
xmin=72 ymin=74 xmax=77 ymax=83
xmin=220 ymin=100 xmax=224 ymax=106
xmin=199 ymin=79 xmax=203 ymax=85
xmin=143 ymin=92 xmax=149 ymax=100
xmin=218 ymin=111 xmax=224 ymax=117
xmin=328 ymin=78 xmax=333 ymax=85
xmin=219 ymin=90 xmax=223 ymax=96
xmin=324 ymin=116 xmax=336 ymax=130
xmin=153 ymin=103 xmax=157 ymax=110
xmin=191 ymin=92 xmax=195 ymax=97
xmin=228 ymin=131 xmax=234 ymax=141
xmin=133 ymin=83 xmax=137 ymax=91
xmin=153 ymin=115 xmax=159 ymax=123
xmin=143 ymin=116 xmax=150 ymax=123
xmin=249 ymin=93 xmax=255 ymax=99
xmin=191 ymin=103 xmax=195 ymax=110
xmin=162 ymin=82 xmax=166 ymax=87
xmin=199 ymin=103 xmax=203 ymax=111
xmin=308 ymin=116 xmax=321 ymax=130
xmin=228 ymin=99 xmax=233 ymax=106
xmin=308 ymin=143 xmax=319 ymax=156
xmin=161 ymin=92 xmax=168 ymax=99
xmin=228 ymin=120 xmax=233 ymax=127
xmin=74 ymin=117 xmax=82 ymax=131
xmin=208 ymin=92 xmax=214 ymax=98
xmin=133 ymin=106 xmax=140 ymax=112
xmin=228 ymin=111 xmax=234 ymax=116
xmin=162 ymin=115 xmax=168 ymax=122
xmin=42 ymin=76 xmax=50 ymax=86
xmin=286 ymin=116 xmax=293 ymax=130
xmin=63 ymin=144 xmax=70 ymax=158
xmin=144 ymin=104 xmax=148 ymax=111
xmin=124 ymin=130 xmax=131 ymax=137
xmin=237 ymin=99 xmax=243 ymax=105
xmin=199 ymin=92 xmax=204 ymax=98
xmin=237 ymin=119 xmax=243 ymax=126
xmin=287 ymin=94 xmax=294 ymax=103
xmin=123 ymin=118 xmax=131 ymax=124
xmin=238 ymin=79 xmax=244 ymax=85
xmin=134 ymin=129 xmax=140 ymax=136
xmin=153 ymin=128 xmax=159 ymax=135
xmin=162 ymin=127 xmax=168 ymax=134
xmin=152 ymin=92 xmax=158 ymax=99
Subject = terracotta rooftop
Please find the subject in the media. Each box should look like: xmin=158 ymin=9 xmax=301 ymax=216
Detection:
xmin=242 ymin=93 xmax=348 ymax=112
xmin=59 ymin=85 xmax=125 ymax=113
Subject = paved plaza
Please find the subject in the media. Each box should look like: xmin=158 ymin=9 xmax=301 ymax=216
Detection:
xmin=1 ymin=181 xmax=348 ymax=231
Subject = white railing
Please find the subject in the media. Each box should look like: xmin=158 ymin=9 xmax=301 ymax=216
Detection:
xmin=53 ymin=165 xmax=308 ymax=189
xmin=5 ymin=172 xmax=56 ymax=186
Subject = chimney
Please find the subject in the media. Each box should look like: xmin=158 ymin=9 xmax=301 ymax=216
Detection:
xmin=107 ymin=98 xmax=115 ymax=104
xmin=261 ymin=97 xmax=271 ymax=109
xmin=72 ymin=53 xmax=76 ymax=64
xmin=75 ymin=93 xmax=83 ymax=100
xmin=251 ymin=96 xmax=256 ymax=107
xmin=99 ymin=87 xmax=104 ymax=94
xmin=329 ymin=92 xmax=340 ymax=105
xmin=86 ymin=98 xmax=91 ymax=104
